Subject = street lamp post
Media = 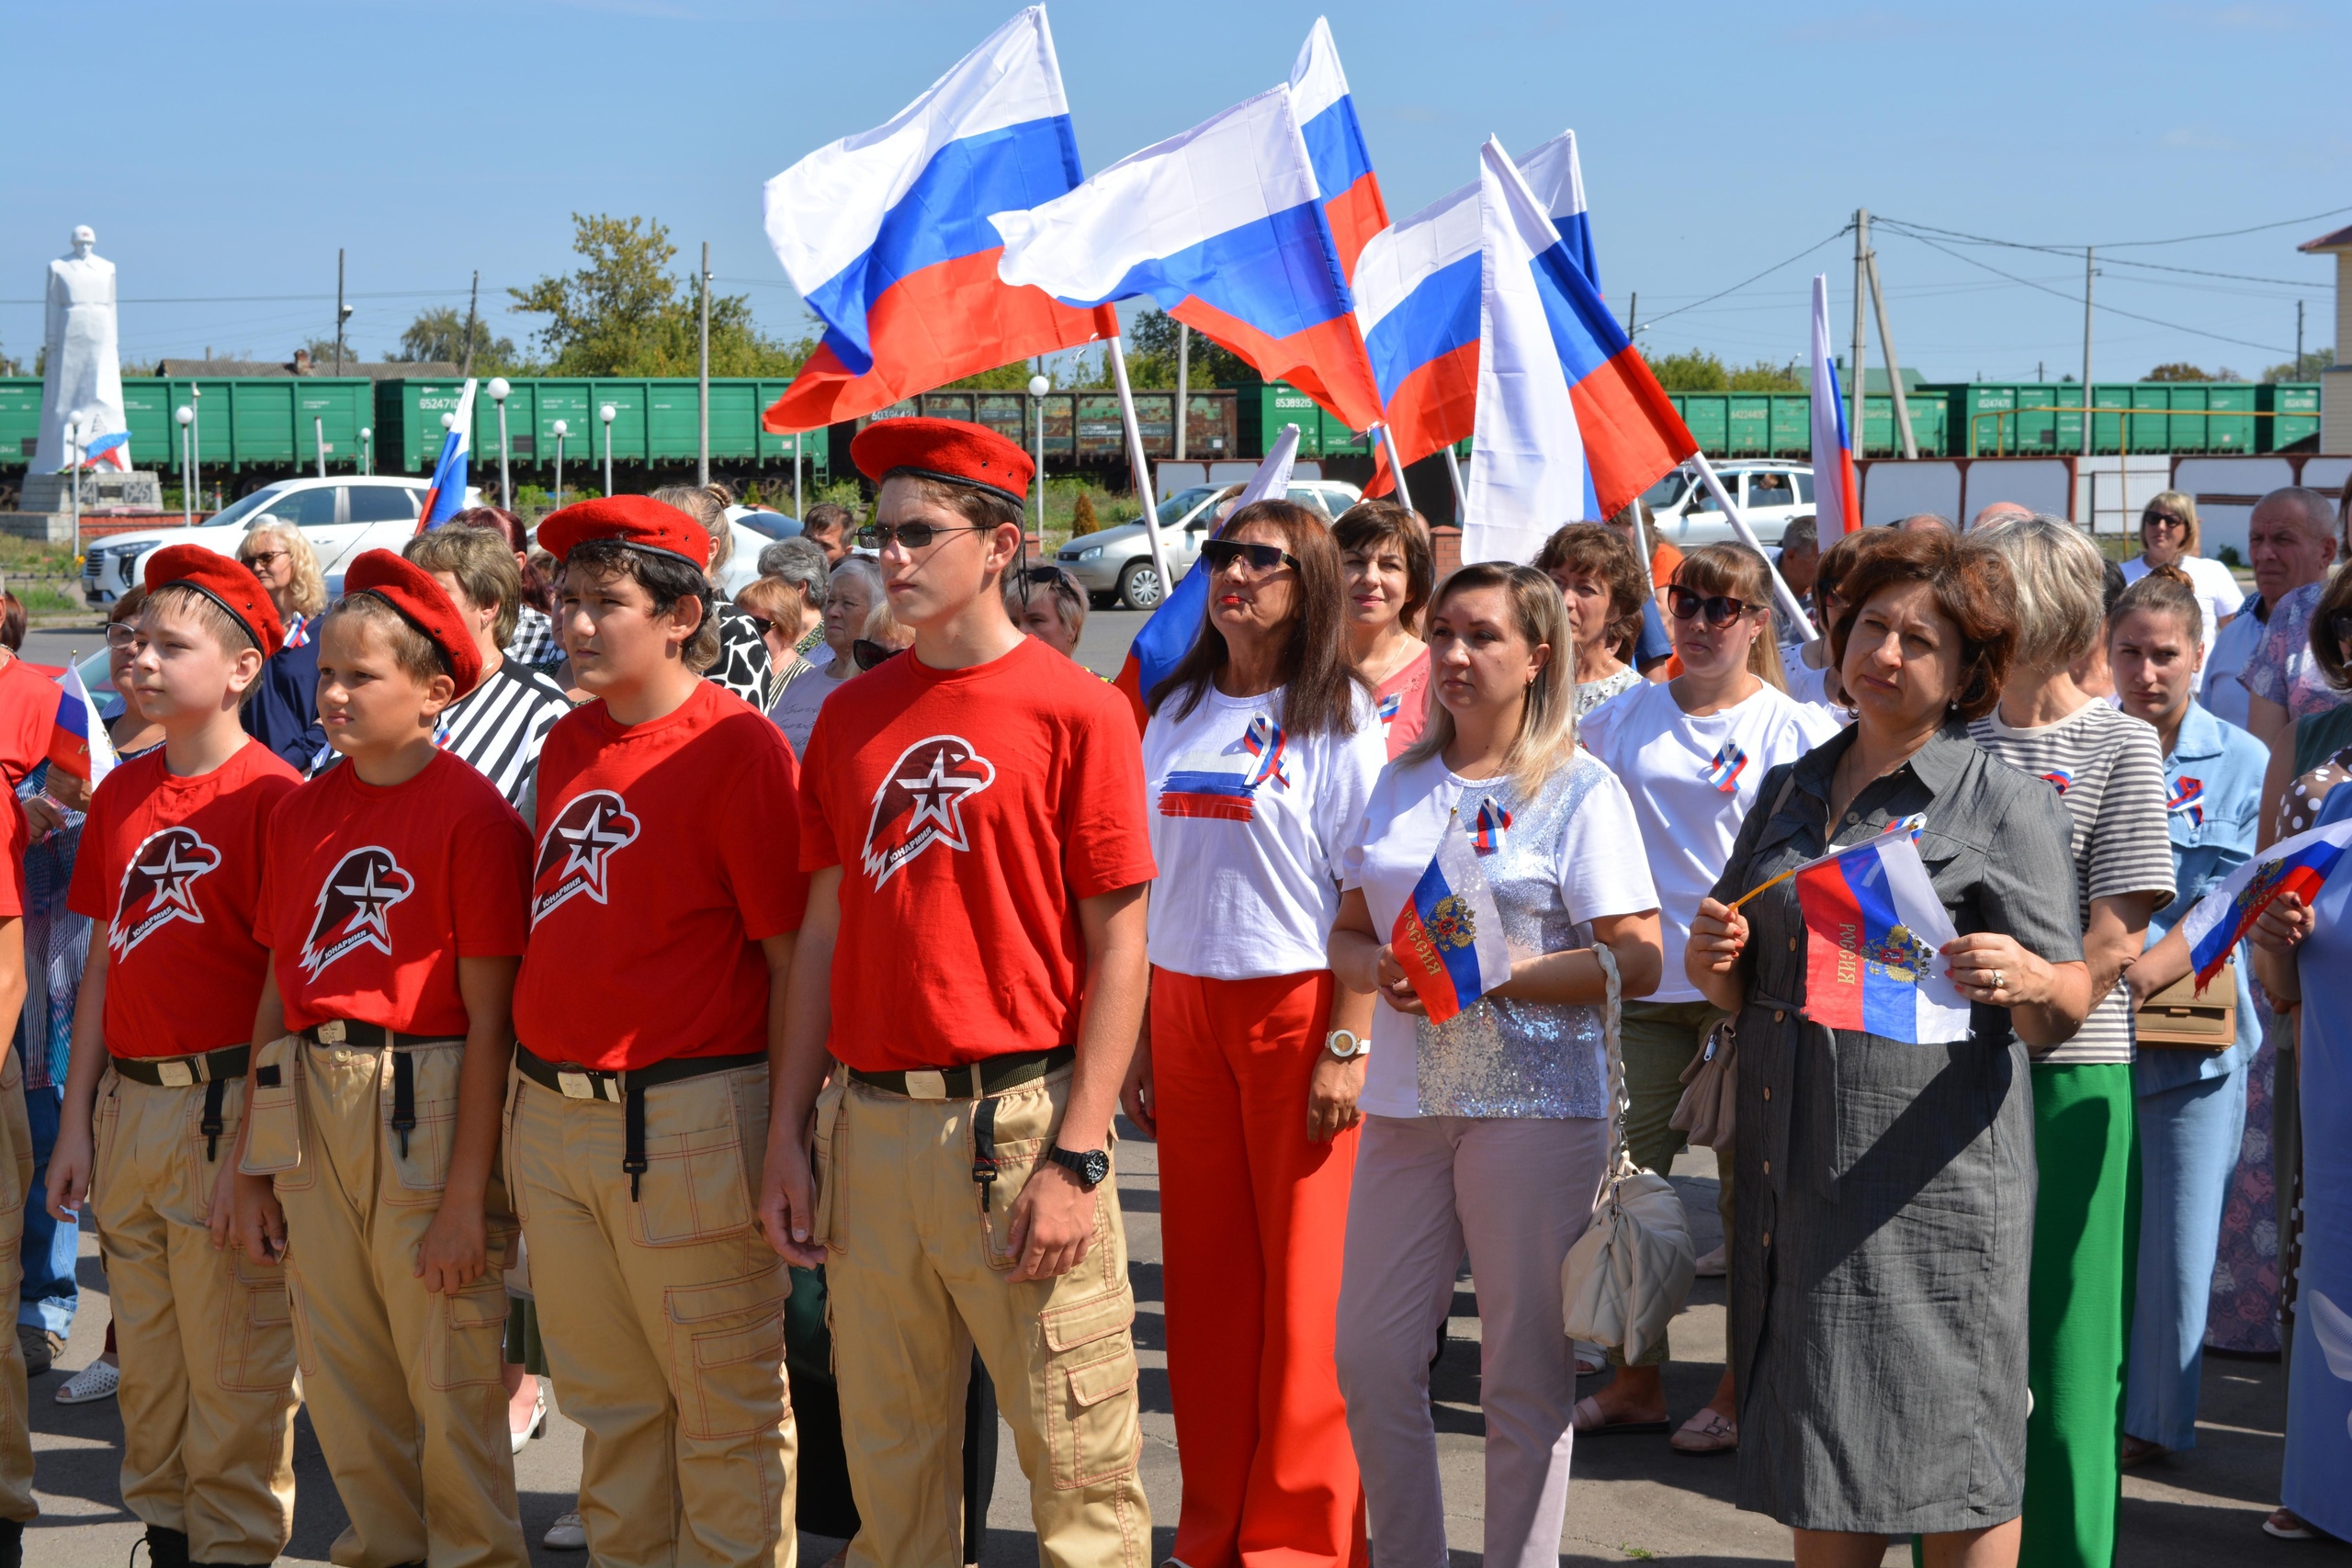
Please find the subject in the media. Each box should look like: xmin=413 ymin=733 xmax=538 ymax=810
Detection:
xmin=600 ymin=403 xmax=616 ymax=498
xmin=1028 ymin=374 xmax=1050 ymax=538
xmin=551 ymin=420 xmax=568 ymax=511
xmin=791 ymin=434 xmax=803 ymax=517
xmin=314 ymin=416 xmax=328 ymax=479
xmin=175 ymin=406 xmax=194 ymax=526
xmin=190 ymin=384 xmax=203 ymax=514
xmin=359 ymin=425 xmax=372 ymax=477
xmin=488 ymin=378 xmax=513 ymax=509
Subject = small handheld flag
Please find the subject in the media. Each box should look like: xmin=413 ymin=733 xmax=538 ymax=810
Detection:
xmin=1791 ymin=821 xmax=1970 ymax=1043
xmin=46 ymin=664 xmax=118 ymax=785
xmin=415 ymin=378 xmax=477 ymax=528
xmin=1390 ymin=808 xmax=1513 ymax=1024
xmin=2177 ymin=818 xmax=2352 ymax=988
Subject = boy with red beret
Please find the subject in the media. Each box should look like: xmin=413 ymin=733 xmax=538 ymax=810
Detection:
xmin=763 ymin=419 xmax=1156 ymax=1568
xmin=509 ymin=496 xmax=808 ymax=1568
xmin=45 ymin=547 xmax=301 ymax=1568
xmin=228 ymin=550 xmax=534 ymax=1567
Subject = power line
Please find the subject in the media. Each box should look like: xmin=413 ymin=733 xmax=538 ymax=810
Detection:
xmin=0 ymin=288 xmax=496 ymax=306
xmin=1871 ymin=220 xmax=2319 ymax=288
xmin=1872 ymin=203 xmax=2352 ymax=254
xmin=1634 ymin=229 xmax=1853 ymax=329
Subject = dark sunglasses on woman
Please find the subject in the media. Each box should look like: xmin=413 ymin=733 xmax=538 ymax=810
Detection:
xmin=1668 ymin=585 xmax=1761 ymax=627
xmin=856 ymin=522 xmax=990 ymax=550
xmin=1199 ymin=538 xmax=1300 ymax=574
xmin=852 ymin=638 xmax=905 ymax=671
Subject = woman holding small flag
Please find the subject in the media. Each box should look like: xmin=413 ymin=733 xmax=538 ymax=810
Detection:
xmin=1122 ymin=498 xmax=1388 ymax=1568
xmin=1687 ymin=527 xmax=2090 ymax=1564
xmin=1327 ymin=562 xmax=1660 ymax=1568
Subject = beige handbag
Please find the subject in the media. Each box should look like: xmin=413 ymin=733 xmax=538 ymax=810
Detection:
xmin=1561 ymin=943 xmax=1698 ymax=1363
xmin=1668 ymin=1020 xmax=1736 ymax=1152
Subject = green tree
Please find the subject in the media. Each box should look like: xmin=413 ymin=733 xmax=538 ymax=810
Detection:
xmin=1647 ymin=349 xmax=1728 ymax=391
xmin=1127 ymin=307 xmax=1256 ymax=388
xmin=389 ymin=306 xmax=519 ymax=371
xmin=2146 ymin=361 xmax=2213 ymax=382
xmin=2264 ymin=348 xmax=2335 ymax=382
xmin=510 ymin=213 xmax=817 ymax=377
xmin=1725 ymin=358 xmax=1804 ymax=391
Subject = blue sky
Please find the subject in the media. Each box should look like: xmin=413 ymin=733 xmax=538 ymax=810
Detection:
xmin=6 ymin=0 xmax=2346 ymax=384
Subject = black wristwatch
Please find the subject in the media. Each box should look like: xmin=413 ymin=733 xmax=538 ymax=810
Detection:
xmin=1046 ymin=1145 xmax=1110 ymax=1190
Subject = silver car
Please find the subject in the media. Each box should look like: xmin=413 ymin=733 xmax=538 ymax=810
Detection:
xmin=1057 ymin=479 xmax=1363 ymax=609
xmin=1640 ymin=460 xmax=1815 ymax=547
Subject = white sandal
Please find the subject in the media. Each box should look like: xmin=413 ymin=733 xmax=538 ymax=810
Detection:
xmin=55 ymin=1359 xmax=119 ymax=1404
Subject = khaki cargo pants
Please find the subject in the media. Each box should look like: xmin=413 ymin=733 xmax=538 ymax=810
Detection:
xmin=92 ymin=1065 xmax=298 ymax=1563
xmin=507 ymin=1058 xmax=796 ymax=1568
xmin=813 ymin=1068 xmax=1149 ymax=1568
xmin=0 ymin=1052 xmax=33 ymax=1528
xmin=241 ymin=1035 xmax=527 ymax=1568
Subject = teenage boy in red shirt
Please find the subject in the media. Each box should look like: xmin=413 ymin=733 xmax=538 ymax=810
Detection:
xmin=509 ymin=497 xmax=807 ymax=1568
xmin=762 ymin=420 xmax=1156 ymax=1568
xmin=45 ymin=547 xmax=301 ymax=1568
xmin=228 ymin=550 xmax=534 ymax=1567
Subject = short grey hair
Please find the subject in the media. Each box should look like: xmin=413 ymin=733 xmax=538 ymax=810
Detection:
xmin=1780 ymin=514 xmax=1818 ymax=554
xmin=758 ymin=536 xmax=829 ymax=602
xmin=1972 ymin=512 xmax=2105 ymax=671
xmin=2256 ymin=485 xmax=2337 ymax=547
xmin=828 ymin=553 xmax=885 ymax=604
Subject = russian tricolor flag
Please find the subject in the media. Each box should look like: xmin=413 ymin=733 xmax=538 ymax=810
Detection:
xmin=760 ymin=8 xmax=1113 ymax=434
xmin=1792 ymin=822 xmax=1971 ymax=1043
xmin=1391 ymin=807 xmax=1514 ymax=1025
xmin=1353 ymin=131 xmax=1593 ymax=499
xmin=46 ymin=663 xmax=117 ymax=785
xmin=1289 ymin=17 xmax=1388 ymax=283
xmin=2178 ymin=818 xmax=2352 ymax=988
xmin=1808 ymin=274 xmax=1859 ymax=536
xmin=1462 ymin=140 xmax=1694 ymax=566
xmin=415 ymin=378 xmax=476 ymax=529
xmin=992 ymin=82 xmax=1385 ymax=437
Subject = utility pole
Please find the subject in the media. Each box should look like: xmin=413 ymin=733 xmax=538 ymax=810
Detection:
xmin=334 ymin=249 xmax=347 ymax=377
xmin=1850 ymin=209 xmax=1870 ymax=458
xmin=2082 ymin=247 xmax=2096 ymax=457
xmin=462 ymin=271 xmax=480 ymax=378
xmin=697 ymin=241 xmax=711 ymax=488
xmin=1864 ymin=251 xmax=1917 ymax=458
xmin=1175 ymin=323 xmax=1191 ymax=461
xmin=1626 ymin=291 xmax=1638 ymax=339
xmin=2298 ymin=299 xmax=2306 ymax=374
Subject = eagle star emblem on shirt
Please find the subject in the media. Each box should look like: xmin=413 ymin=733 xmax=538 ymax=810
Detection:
xmin=110 ymin=827 xmax=223 ymax=960
xmin=531 ymin=789 xmax=641 ymax=924
xmin=300 ymin=847 xmax=416 ymax=977
xmin=862 ymin=735 xmax=996 ymax=888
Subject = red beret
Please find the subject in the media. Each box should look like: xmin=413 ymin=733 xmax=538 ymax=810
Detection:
xmin=852 ymin=417 xmax=1034 ymax=507
xmin=342 ymin=550 xmax=485 ymax=699
xmin=143 ymin=545 xmax=286 ymax=659
xmin=537 ymin=495 xmax=711 ymax=571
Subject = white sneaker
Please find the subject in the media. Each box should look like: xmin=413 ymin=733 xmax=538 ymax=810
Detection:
xmin=55 ymin=1359 xmax=119 ymax=1404
xmin=543 ymin=1511 xmax=586 ymax=1551
xmin=510 ymin=1387 xmax=546 ymax=1456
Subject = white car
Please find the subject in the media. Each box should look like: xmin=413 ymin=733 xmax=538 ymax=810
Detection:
xmin=80 ymin=476 xmax=481 ymax=607
xmin=1640 ymin=460 xmax=1815 ymax=548
xmin=1057 ymin=479 xmax=1364 ymax=609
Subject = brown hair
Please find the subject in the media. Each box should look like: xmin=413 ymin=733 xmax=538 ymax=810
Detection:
xmin=141 ymin=585 xmax=261 ymax=706
xmin=1534 ymin=523 xmax=1646 ymax=659
xmin=1401 ymin=564 xmax=1578 ymax=793
xmin=1671 ymin=543 xmax=1789 ymax=691
xmin=404 ymin=525 xmax=524 ymax=648
xmin=876 ymin=468 xmax=1025 ymax=535
xmin=447 ymin=505 xmax=553 ymax=614
xmin=322 ymin=592 xmax=449 ymax=688
xmin=733 ymin=574 xmax=800 ymax=625
xmin=1828 ymin=530 xmax=2018 ymax=720
xmin=650 ymin=483 xmax=736 ymax=576
xmin=0 ymin=594 xmax=22 ymax=653
xmin=2108 ymin=564 xmax=2202 ymax=648
xmin=1811 ymin=525 xmax=1886 ymax=613
xmin=1148 ymin=499 xmax=1364 ymax=738
xmin=2311 ymin=565 xmax=2352 ymax=693
xmin=1331 ymin=501 xmax=1436 ymax=629
xmin=561 ymin=540 xmax=722 ymax=673
xmin=107 ymin=587 xmax=147 ymax=626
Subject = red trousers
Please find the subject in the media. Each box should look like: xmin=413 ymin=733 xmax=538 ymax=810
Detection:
xmin=1152 ymin=966 xmax=1368 ymax=1568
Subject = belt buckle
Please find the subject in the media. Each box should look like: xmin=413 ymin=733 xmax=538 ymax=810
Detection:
xmin=155 ymin=1059 xmax=196 ymax=1089
xmin=903 ymin=1069 xmax=948 ymax=1101
xmin=316 ymin=1021 xmax=348 ymax=1045
xmin=555 ymin=1068 xmax=598 ymax=1101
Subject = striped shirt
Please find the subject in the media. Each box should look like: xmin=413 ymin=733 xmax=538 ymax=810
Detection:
xmin=440 ymin=657 xmax=574 ymax=809
xmin=1970 ymin=700 xmax=2174 ymax=1065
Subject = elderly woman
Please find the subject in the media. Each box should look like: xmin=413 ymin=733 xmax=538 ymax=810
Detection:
xmin=768 ymin=555 xmax=879 ymax=755
xmin=1335 ymin=501 xmax=1434 ymax=756
xmin=1687 ymin=528 xmax=2091 ymax=1564
xmin=1964 ymin=513 xmax=2174 ymax=1568
xmin=1533 ymin=523 xmax=1647 ymax=716
xmin=235 ymin=520 xmax=329 ymax=771
xmin=2125 ymin=491 xmax=2242 ymax=659
xmin=1120 ymin=499 xmax=1388 ymax=1568
xmin=1330 ymin=563 xmax=1660 ymax=1566
xmin=755 ymin=537 xmax=831 ymax=662
xmin=1004 ymin=564 xmax=1089 ymax=660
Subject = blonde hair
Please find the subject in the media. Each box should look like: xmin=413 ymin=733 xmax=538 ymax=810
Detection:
xmin=649 ymin=483 xmax=734 ymax=576
xmin=1399 ymin=563 xmax=1577 ymax=795
xmin=1972 ymin=512 xmax=2105 ymax=671
xmin=238 ymin=522 xmax=327 ymax=616
xmin=2142 ymin=489 xmax=2202 ymax=557
xmin=1672 ymin=543 xmax=1789 ymax=692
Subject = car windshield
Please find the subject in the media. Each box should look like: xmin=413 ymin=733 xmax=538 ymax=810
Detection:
xmin=734 ymin=512 xmax=799 ymax=540
xmin=201 ymin=487 xmax=293 ymax=529
xmin=1641 ymin=471 xmax=1690 ymax=509
xmin=1156 ymin=487 xmax=1216 ymax=526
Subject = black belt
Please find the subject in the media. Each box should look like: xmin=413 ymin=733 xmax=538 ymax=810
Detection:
xmin=302 ymin=1022 xmax=465 ymax=1158
xmin=110 ymin=1045 xmax=250 ymax=1162
xmin=514 ymin=1047 xmax=767 ymax=1201
xmin=846 ymin=1046 xmax=1074 ymax=1102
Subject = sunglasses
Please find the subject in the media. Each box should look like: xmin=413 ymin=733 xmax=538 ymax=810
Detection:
xmin=741 ymin=613 xmax=775 ymax=633
xmin=1668 ymin=586 xmax=1761 ymax=627
xmin=855 ymin=522 xmax=990 ymax=551
xmin=2330 ymin=610 xmax=2352 ymax=649
xmin=2143 ymin=514 xmax=2188 ymax=532
xmin=852 ymin=638 xmax=905 ymax=671
xmin=240 ymin=548 xmax=289 ymax=569
xmin=1200 ymin=538 xmax=1301 ymax=575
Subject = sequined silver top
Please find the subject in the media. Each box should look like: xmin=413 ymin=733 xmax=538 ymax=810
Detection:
xmin=1414 ymin=756 xmax=1619 ymax=1119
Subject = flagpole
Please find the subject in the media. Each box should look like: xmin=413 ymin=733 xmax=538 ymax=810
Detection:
xmin=1379 ymin=424 xmax=1415 ymax=513
xmin=1442 ymin=446 xmax=1467 ymax=518
xmin=1105 ymin=336 xmax=1173 ymax=603
xmin=1689 ymin=450 xmax=1815 ymax=642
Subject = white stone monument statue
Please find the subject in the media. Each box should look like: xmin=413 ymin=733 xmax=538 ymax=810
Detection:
xmin=32 ymin=225 xmax=128 ymax=474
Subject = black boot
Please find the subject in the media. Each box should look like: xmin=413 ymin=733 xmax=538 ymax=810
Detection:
xmin=137 ymin=1524 xmax=190 ymax=1568
xmin=0 ymin=1516 xmax=20 ymax=1568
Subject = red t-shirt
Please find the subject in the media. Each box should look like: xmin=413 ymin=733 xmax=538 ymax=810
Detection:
xmin=67 ymin=739 xmax=302 ymax=1058
xmin=255 ymin=750 xmax=532 ymax=1037
xmin=798 ymin=636 xmax=1155 ymax=1072
xmin=0 ymin=655 xmax=56 ymax=789
xmin=512 ymin=680 xmax=807 ymax=1072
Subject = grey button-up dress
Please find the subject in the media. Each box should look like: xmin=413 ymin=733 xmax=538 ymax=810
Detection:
xmin=1707 ymin=720 xmax=2084 ymax=1535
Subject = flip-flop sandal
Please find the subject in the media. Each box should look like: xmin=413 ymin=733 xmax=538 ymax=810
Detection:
xmin=1570 ymin=1395 xmax=1669 ymax=1436
xmin=1670 ymin=1407 xmax=1738 ymax=1455
xmin=2265 ymin=1509 xmax=2321 ymax=1541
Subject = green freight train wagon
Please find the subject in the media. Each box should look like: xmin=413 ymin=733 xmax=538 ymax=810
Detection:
xmin=0 ymin=376 xmax=374 ymax=475
xmin=862 ymin=387 xmax=1240 ymax=465
xmin=1662 ymin=390 xmax=1946 ymax=459
xmin=1931 ymin=381 xmax=2320 ymax=457
xmin=372 ymin=378 xmax=829 ymax=478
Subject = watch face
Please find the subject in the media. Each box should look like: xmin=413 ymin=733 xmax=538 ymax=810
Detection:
xmin=1080 ymin=1149 xmax=1111 ymax=1185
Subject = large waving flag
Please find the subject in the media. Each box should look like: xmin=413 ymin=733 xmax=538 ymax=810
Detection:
xmin=415 ymin=378 xmax=477 ymax=529
xmin=759 ymin=7 xmax=1114 ymax=433
xmin=1793 ymin=819 xmax=1971 ymax=1043
xmin=1391 ymin=808 xmax=1513 ymax=1025
xmin=993 ymin=84 xmax=1385 ymax=436
xmin=1809 ymin=275 xmax=1859 ymax=536
xmin=46 ymin=663 xmax=118 ymax=785
xmin=1462 ymin=140 xmax=1694 ymax=565
xmin=2179 ymin=818 xmax=2352 ymax=987
xmin=1354 ymin=130 xmax=1590 ymax=499
xmin=1289 ymin=17 xmax=1388 ymax=282
xmin=1114 ymin=423 xmax=1302 ymax=729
